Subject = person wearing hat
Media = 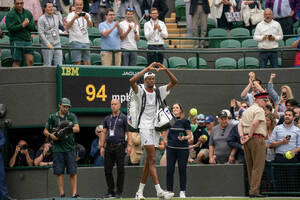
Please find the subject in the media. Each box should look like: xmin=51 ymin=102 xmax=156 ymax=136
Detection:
xmin=238 ymin=92 xmax=268 ymax=198
xmin=129 ymin=62 xmax=178 ymax=200
xmin=90 ymin=125 xmax=105 ymax=166
xmin=191 ymin=114 xmax=209 ymax=164
xmin=43 ymin=97 xmax=80 ymax=198
xmin=209 ymin=110 xmax=235 ymax=164
xmin=205 ymin=115 xmax=215 ymax=135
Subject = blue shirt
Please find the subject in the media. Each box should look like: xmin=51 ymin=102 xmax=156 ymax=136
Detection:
xmin=103 ymin=113 xmax=127 ymax=143
xmin=99 ymin=21 xmax=121 ymax=50
xmin=90 ymin=138 xmax=104 ymax=166
xmin=296 ymin=37 xmax=300 ymax=49
xmin=269 ymin=124 xmax=300 ymax=154
xmin=167 ymin=118 xmax=191 ymax=148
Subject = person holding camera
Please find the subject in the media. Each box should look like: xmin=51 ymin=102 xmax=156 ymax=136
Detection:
xmin=253 ymin=8 xmax=283 ymax=68
xmin=99 ymin=99 xmax=132 ymax=199
xmin=34 ymin=142 xmax=53 ymax=166
xmin=43 ymin=97 xmax=80 ymax=198
xmin=9 ymin=139 xmax=34 ymax=167
xmin=66 ymin=0 xmax=93 ymax=65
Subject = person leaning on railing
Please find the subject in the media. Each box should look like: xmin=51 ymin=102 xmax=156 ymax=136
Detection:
xmin=291 ymin=36 xmax=300 ymax=67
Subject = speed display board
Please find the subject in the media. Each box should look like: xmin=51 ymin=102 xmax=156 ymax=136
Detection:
xmin=56 ymin=65 xmax=143 ymax=113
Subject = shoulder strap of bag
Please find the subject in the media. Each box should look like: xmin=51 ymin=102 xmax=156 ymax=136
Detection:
xmin=137 ymin=85 xmax=146 ymax=127
xmin=155 ymin=87 xmax=165 ymax=109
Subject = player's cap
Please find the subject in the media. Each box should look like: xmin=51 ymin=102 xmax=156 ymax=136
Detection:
xmin=144 ymin=72 xmax=155 ymax=80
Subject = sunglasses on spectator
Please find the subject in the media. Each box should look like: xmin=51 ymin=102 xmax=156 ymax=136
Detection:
xmin=126 ymin=7 xmax=134 ymax=11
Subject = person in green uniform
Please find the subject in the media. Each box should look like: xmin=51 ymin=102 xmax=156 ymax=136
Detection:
xmin=5 ymin=0 xmax=35 ymax=67
xmin=43 ymin=97 xmax=80 ymax=198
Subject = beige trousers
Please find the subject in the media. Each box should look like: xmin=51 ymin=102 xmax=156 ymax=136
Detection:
xmin=191 ymin=5 xmax=208 ymax=47
xmin=101 ymin=52 xmax=122 ymax=66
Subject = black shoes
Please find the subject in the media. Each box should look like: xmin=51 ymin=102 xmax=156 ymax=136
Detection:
xmin=60 ymin=194 xmax=65 ymax=198
xmin=249 ymin=194 xmax=267 ymax=198
xmin=103 ymin=193 xmax=115 ymax=199
xmin=115 ymin=193 xmax=122 ymax=199
xmin=72 ymin=194 xmax=80 ymax=198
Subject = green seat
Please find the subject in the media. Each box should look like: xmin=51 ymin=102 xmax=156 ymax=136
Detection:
xmin=93 ymin=38 xmax=101 ymax=47
xmin=163 ymin=58 xmax=169 ymax=68
xmin=208 ymin=28 xmax=228 ymax=48
xmin=90 ymin=40 xmax=93 ymax=46
xmin=238 ymin=57 xmax=259 ymax=69
xmin=207 ymin=18 xmax=217 ymax=30
xmin=293 ymin=21 xmax=299 ymax=34
xmin=175 ymin=0 xmax=185 ymax=7
xmin=163 ymin=42 xmax=169 ymax=48
xmin=175 ymin=5 xmax=186 ymax=21
xmin=136 ymin=39 xmax=147 ymax=49
xmin=168 ymin=56 xmax=187 ymax=68
xmin=64 ymin=53 xmax=72 ymax=64
xmin=215 ymin=57 xmax=236 ymax=69
xmin=33 ymin=51 xmax=43 ymax=66
xmin=220 ymin=39 xmax=241 ymax=48
xmin=242 ymin=39 xmax=258 ymax=48
xmin=91 ymin=53 xmax=101 ymax=65
xmin=1 ymin=49 xmax=13 ymax=67
xmin=140 ymin=19 xmax=147 ymax=29
xmin=285 ymin=37 xmax=297 ymax=47
xmin=137 ymin=55 xmax=147 ymax=66
xmin=0 ymin=23 xmax=7 ymax=31
xmin=88 ymin=27 xmax=100 ymax=40
xmin=278 ymin=40 xmax=284 ymax=47
xmin=32 ymin=35 xmax=40 ymax=44
xmin=267 ymin=57 xmax=282 ymax=68
xmin=187 ymin=57 xmax=208 ymax=69
xmin=231 ymin=21 xmax=244 ymax=29
xmin=60 ymin=36 xmax=69 ymax=45
xmin=230 ymin=28 xmax=250 ymax=42
xmin=0 ymin=35 xmax=9 ymax=43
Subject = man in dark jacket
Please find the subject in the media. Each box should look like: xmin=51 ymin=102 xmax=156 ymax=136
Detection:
xmin=141 ymin=0 xmax=168 ymax=21
xmin=190 ymin=0 xmax=210 ymax=48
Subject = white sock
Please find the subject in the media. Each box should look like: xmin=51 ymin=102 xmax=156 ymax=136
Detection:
xmin=138 ymin=183 xmax=145 ymax=194
xmin=155 ymin=184 xmax=163 ymax=193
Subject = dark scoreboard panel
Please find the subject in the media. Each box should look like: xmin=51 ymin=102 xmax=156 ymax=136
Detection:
xmin=56 ymin=65 xmax=143 ymax=113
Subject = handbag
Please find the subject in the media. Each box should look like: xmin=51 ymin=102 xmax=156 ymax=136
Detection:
xmin=250 ymin=5 xmax=264 ymax=25
xmin=225 ymin=11 xmax=242 ymax=22
xmin=154 ymin=89 xmax=176 ymax=132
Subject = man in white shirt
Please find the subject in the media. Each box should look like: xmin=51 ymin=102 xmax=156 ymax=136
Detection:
xmin=129 ymin=62 xmax=178 ymax=200
xmin=144 ymin=8 xmax=168 ymax=65
xmin=119 ymin=8 xmax=140 ymax=66
xmin=254 ymin=8 xmax=283 ymax=68
xmin=66 ymin=0 xmax=93 ymax=65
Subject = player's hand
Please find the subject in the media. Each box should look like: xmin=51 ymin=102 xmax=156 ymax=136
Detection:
xmin=147 ymin=62 xmax=158 ymax=71
xmin=155 ymin=62 xmax=167 ymax=71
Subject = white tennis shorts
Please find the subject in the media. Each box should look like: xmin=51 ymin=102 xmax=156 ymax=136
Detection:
xmin=140 ymin=128 xmax=160 ymax=147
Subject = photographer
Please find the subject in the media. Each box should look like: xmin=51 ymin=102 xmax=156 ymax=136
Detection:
xmin=34 ymin=142 xmax=53 ymax=166
xmin=9 ymin=139 xmax=34 ymax=167
xmin=43 ymin=97 xmax=80 ymax=198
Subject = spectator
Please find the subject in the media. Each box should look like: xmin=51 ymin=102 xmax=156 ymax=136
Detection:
xmin=268 ymin=73 xmax=294 ymax=117
xmin=254 ymin=8 xmax=283 ymax=68
xmin=99 ymin=8 xmax=123 ymax=66
xmin=128 ymin=132 xmax=142 ymax=166
xmin=117 ymin=0 xmax=142 ymax=23
xmin=205 ymin=115 xmax=215 ymax=135
xmin=240 ymin=72 xmax=264 ymax=106
xmin=42 ymin=0 xmax=64 ymax=26
xmin=24 ymin=0 xmax=43 ymax=23
xmin=214 ymin=0 xmax=236 ymax=34
xmin=9 ymin=139 xmax=34 ymax=167
xmin=141 ymin=0 xmax=169 ymax=21
xmin=227 ymin=108 xmax=246 ymax=164
xmin=166 ymin=103 xmax=192 ymax=198
xmin=75 ymin=143 xmax=86 ymax=164
xmin=0 ymin=129 xmax=15 ymax=200
xmin=43 ymin=97 xmax=80 ymax=198
xmin=99 ymin=99 xmax=132 ymax=199
xmin=292 ymin=35 xmax=300 ymax=67
xmin=38 ymin=1 xmax=63 ymax=66
xmin=209 ymin=111 xmax=235 ymax=164
xmin=238 ymin=92 xmax=268 ymax=198
xmin=190 ymin=0 xmax=210 ymax=48
xmin=63 ymin=5 xmax=76 ymax=33
xmin=6 ymin=0 xmax=35 ymax=67
xmin=277 ymin=99 xmax=299 ymax=125
xmin=184 ymin=0 xmax=192 ymax=37
xmin=34 ymin=142 xmax=53 ymax=166
xmin=90 ymin=0 xmax=112 ymax=28
xmin=192 ymin=114 xmax=209 ymax=164
xmin=144 ymin=8 xmax=168 ymax=65
xmin=269 ymin=109 xmax=300 ymax=191
xmin=265 ymin=0 xmax=295 ymax=35
xmin=240 ymin=0 xmax=263 ymax=33
xmin=66 ymin=0 xmax=93 ymax=65
xmin=120 ymin=8 xmax=140 ymax=66
xmin=90 ymin=125 xmax=104 ymax=166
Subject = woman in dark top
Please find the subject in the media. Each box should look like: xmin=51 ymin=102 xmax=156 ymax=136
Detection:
xmin=166 ymin=103 xmax=192 ymax=198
